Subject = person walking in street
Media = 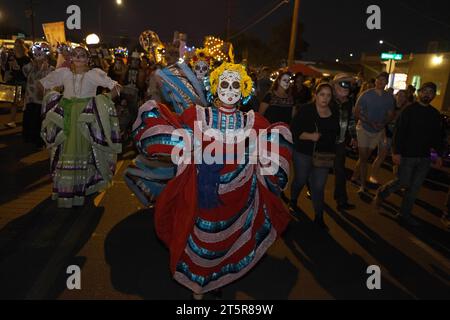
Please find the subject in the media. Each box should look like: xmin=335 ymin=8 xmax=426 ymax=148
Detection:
xmin=22 ymin=43 xmax=55 ymax=148
xmin=370 ymin=89 xmax=413 ymax=183
xmin=352 ymin=72 xmax=395 ymax=195
xmin=39 ymin=46 xmax=122 ymax=208
xmin=4 ymin=39 xmax=31 ymax=129
xmin=374 ymin=82 xmax=445 ymax=227
xmin=290 ymin=83 xmax=340 ymax=229
xmin=331 ymin=73 xmax=357 ymax=211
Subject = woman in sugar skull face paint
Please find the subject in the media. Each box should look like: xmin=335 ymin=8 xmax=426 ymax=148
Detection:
xmin=39 ymin=46 xmax=122 ymax=208
xmin=189 ymin=49 xmax=211 ymax=82
xmin=259 ymin=70 xmax=295 ymax=125
xmin=124 ymin=62 xmax=293 ymax=299
xmin=154 ymin=48 xmax=211 ymax=114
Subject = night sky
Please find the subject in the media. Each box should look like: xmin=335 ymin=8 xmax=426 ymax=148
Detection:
xmin=1 ymin=0 xmax=450 ymax=61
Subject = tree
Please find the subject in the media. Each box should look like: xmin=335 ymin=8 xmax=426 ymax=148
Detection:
xmin=231 ymin=18 xmax=309 ymax=67
xmin=268 ymin=17 xmax=309 ymax=64
xmin=232 ymin=33 xmax=273 ymax=66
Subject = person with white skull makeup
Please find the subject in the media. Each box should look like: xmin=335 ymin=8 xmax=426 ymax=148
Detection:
xmin=22 ymin=42 xmax=55 ymax=148
xmin=189 ymin=49 xmax=211 ymax=83
xmin=124 ymin=62 xmax=293 ymax=299
xmin=39 ymin=46 xmax=122 ymax=208
xmin=154 ymin=48 xmax=211 ymax=114
xmin=259 ymin=70 xmax=295 ymax=125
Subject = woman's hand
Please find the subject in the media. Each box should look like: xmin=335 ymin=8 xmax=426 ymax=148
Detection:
xmin=111 ymin=84 xmax=122 ymax=99
xmin=299 ymin=132 xmax=321 ymax=142
xmin=310 ymin=132 xmax=321 ymax=142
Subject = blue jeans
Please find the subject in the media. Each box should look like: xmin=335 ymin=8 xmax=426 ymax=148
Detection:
xmin=290 ymin=151 xmax=330 ymax=219
xmin=378 ymin=157 xmax=431 ymax=217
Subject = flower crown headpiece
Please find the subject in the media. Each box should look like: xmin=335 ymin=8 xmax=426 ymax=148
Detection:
xmin=189 ymin=48 xmax=212 ymax=68
xmin=210 ymin=62 xmax=253 ymax=98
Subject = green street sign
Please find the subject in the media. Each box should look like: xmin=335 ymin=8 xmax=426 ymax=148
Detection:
xmin=381 ymin=53 xmax=403 ymax=60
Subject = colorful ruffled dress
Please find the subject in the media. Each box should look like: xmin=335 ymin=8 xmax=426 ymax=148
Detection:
xmin=125 ymin=100 xmax=292 ymax=294
xmin=40 ymin=67 xmax=122 ymax=208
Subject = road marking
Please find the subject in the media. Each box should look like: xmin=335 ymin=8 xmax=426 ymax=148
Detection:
xmin=94 ymin=160 xmax=125 ymax=207
xmin=115 ymin=160 xmax=124 ymax=174
xmin=94 ymin=192 xmax=106 ymax=207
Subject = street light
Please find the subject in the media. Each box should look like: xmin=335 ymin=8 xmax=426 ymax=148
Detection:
xmin=379 ymin=39 xmax=400 ymax=51
xmin=432 ymin=55 xmax=443 ymax=66
xmin=336 ymin=58 xmax=340 ymax=62
xmin=116 ymin=0 xmax=123 ymax=5
xmin=86 ymin=33 xmax=100 ymax=45
xmin=350 ymin=53 xmax=354 ymax=57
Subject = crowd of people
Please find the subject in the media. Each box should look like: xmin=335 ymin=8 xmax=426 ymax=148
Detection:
xmin=1 ymin=36 xmax=449 ymax=299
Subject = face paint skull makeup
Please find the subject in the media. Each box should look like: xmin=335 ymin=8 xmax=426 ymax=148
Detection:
xmin=218 ymin=70 xmax=242 ymax=106
xmin=72 ymin=47 xmax=89 ymax=65
xmin=279 ymin=74 xmax=291 ymax=91
xmin=194 ymin=60 xmax=210 ymax=81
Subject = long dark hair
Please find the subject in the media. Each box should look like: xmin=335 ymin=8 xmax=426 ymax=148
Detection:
xmin=271 ymin=70 xmax=293 ymax=95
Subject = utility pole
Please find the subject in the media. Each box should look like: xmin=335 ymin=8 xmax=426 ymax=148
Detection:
xmin=288 ymin=0 xmax=300 ymax=67
xmin=26 ymin=0 xmax=36 ymax=41
xmin=226 ymin=0 xmax=232 ymax=41
xmin=98 ymin=1 xmax=102 ymax=36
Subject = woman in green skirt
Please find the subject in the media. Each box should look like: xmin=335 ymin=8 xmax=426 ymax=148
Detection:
xmin=40 ymin=47 xmax=122 ymax=208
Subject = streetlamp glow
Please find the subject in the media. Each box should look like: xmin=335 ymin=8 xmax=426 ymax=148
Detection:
xmin=379 ymin=40 xmax=384 ymax=45
xmin=350 ymin=53 xmax=354 ymax=57
xmin=86 ymin=33 xmax=100 ymax=45
xmin=432 ymin=55 xmax=443 ymax=66
xmin=116 ymin=0 xmax=123 ymax=5
xmin=336 ymin=58 xmax=340 ymax=62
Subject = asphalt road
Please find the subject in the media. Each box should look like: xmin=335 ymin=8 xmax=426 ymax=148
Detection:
xmin=0 ymin=108 xmax=449 ymax=300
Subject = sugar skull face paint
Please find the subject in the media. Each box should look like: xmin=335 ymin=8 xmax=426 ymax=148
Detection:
xmin=194 ymin=60 xmax=209 ymax=81
xmin=217 ymin=70 xmax=242 ymax=106
xmin=279 ymin=74 xmax=291 ymax=91
xmin=72 ymin=47 xmax=89 ymax=66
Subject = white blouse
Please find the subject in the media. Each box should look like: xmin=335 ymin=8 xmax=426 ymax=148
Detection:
xmin=40 ymin=67 xmax=117 ymax=98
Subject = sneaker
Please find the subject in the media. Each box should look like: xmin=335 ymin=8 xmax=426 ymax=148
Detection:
xmin=369 ymin=176 xmax=379 ymax=185
xmin=337 ymin=202 xmax=356 ymax=211
xmin=5 ymin=122 xmax=16 ymax=128
xmin=399 ymin=215 xmax=420 ymax=227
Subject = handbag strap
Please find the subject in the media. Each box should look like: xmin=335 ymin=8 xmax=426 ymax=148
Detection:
xmin=313 ymin=121 xmax=319 ymax=154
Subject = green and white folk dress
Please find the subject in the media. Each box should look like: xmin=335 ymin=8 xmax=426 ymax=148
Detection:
xmin=40 ymin=67 xmax=122 ymax=208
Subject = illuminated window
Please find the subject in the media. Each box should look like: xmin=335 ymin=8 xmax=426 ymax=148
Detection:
xmin=412 ymin=75 xmax=421 ymax=91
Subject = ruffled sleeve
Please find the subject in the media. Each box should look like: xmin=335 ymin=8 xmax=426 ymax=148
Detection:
xmin=40 ymin=67 xmax=69 ymax=89
xmin=89 ymin=68 xmax=117 ymax=90
xmin=124 ymin=100 xmax=192 ymax=207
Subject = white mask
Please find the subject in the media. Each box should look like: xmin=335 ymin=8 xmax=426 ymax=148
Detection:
xmin=279 ymin=74 xmax=291 ymax=91
xmin=194 ymin=61 xmax=209 ymax=81
xmin=218 ymin=70 xmax=242 ymax=106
